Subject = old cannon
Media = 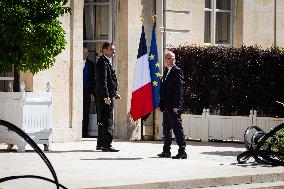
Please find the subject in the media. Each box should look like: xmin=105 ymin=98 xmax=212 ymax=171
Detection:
xmin=237 ymin=123 xmax=284 ymax=166
xmin=0 ymin=119 xmax=67 ymax=189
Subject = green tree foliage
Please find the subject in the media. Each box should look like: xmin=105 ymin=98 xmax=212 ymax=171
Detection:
xmin=0 ymin=0 xmax=71 ymax=74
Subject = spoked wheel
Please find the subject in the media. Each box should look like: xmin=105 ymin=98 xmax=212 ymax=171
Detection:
xmin=237 ymin=151 xmax=251 ymax=164
xmin=238 ymin=123 xmax=284 ymax=166
xmin=243 ymin=126 xmax=265 ymax=151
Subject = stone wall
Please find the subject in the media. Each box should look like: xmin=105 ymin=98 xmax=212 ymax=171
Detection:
xmin=241 ymin=0 xmax=284 ymax=47
xmin=17 ymin=0 xmax=284 ymax=142
xmin=276 ymin=0 xmax=284 ymax=46
xmin=164 ymin=0 xmax=203 ymax=47
xmin=233 ymin=0 xmax=243 ymax=47
xmin=114 ymin=0 xmax=131 ymax=140
xmin=115 ymin=0 xmax=156 ymax=140
xmin=30 ymin=1 xmax=84 ymax=142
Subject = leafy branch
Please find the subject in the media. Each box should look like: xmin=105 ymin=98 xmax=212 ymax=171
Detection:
xmin=0 ymin=0 xmax=71 ymax=74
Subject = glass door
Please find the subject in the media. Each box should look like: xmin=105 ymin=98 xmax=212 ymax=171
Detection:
xmin=0 ymin=70 xmax=14 ymax=92
xmin=0 ymin=67 xmax=19 ymax=92
xmin=83 ymin=0 xmax=113 ymax=63
xmin=83 ymin=0 xmax=115 ymax=137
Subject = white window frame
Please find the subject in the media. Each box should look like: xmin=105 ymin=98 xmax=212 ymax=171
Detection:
xmin=83 ymin=0 xmax=115 ymax=64
xmin=0 ymin=72 xmax=14 ymax=92
xmin=83 ymin=0 xmax=117 ymax=135
xmin=0 ymin=77 xmax=14 ymax=81
xmin=83 ymin=0 xmax=113 ymax=44
xmin=204 ymin=0 xmax=233 ymax=46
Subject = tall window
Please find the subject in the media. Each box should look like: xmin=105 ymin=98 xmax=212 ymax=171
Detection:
xmin=0 ymin=70 xmax=14 ymax=92
xmin=204 ymin=0 xmax=233 ymax=45
xmin=84 ymin=0 xmax=113 ymax=62
xmin=0 ymin=66 xmax=20 ymax=92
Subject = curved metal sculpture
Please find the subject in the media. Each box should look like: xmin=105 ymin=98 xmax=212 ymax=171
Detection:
xmin=237 ymin=123 xmax=284 ymax=166
xmin=0 ymin=119 xmax=68 ymax=189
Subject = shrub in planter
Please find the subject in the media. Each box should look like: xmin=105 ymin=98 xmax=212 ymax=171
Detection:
xmin=172 ymin=45 xmax=284 ymax=117
xmin=269 ymin=101 xmax=284 ymax=160
xmin=265 ymin=127 xmax=284 ymax=161
xmin=275 ymin=130 xmax=284 ymax=160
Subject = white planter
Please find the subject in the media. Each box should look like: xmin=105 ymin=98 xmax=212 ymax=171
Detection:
xmin=0 ymin=91 xmax=52 ymax=152
xmin=159 ymin=109 xmax=284 ymax=142
xmin=208 ymin=115 xmax=252 ymax=142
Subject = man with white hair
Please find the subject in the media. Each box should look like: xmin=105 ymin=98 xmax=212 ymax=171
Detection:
xmin=157 ymin=51 xmax=187 ymax=159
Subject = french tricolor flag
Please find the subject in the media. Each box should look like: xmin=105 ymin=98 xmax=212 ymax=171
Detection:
xmin=130 ymin=26 xmax=154 ymax=121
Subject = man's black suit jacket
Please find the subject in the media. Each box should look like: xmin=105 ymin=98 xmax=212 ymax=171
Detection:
xmin=159 ymin=64 xmax=184 ymax=113
xmin=95 ymin=55 xmax=118 ymax=101
xmin=85 ymin=59 xmax=96 ymax=96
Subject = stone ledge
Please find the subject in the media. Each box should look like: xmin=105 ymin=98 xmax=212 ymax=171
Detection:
xmin=87 ymin=173 xmax=284 ymax=189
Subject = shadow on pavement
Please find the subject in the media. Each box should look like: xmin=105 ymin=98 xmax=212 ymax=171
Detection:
xmin=81 ymin=158 xmax=142 ymax=160
xmin=201 ymin=151 xmax=244 ymax=156
xmin=128 ymin=140 xmax=244 ymax=148
xmin=231 ymin=162 xmax=273 ymax=168
xmin=0 ymin=149 xmax=103 ymax=153
xmin=0 ymin=149 xmax=17 ymax=153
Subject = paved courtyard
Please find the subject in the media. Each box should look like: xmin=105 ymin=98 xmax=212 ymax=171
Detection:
xmin=0 ymin=139 xmax=283 ymax=189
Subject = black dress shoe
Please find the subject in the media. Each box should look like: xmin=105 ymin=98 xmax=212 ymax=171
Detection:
xmin=172 ymin=152 xmax=187 ymax=159
xmin=157 ymin=151 xmax=171 ymax=158
xmin=101 ymin=147 xmax=120 ymax=152
xmin=96 ymin=146 xmax=102 ymax=150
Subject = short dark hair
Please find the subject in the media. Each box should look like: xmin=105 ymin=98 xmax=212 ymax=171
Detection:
xmin=102 ymin=42 xmax=113 ymax=50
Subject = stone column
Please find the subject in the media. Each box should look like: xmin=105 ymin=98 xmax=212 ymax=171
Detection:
xmin=234 ymin=0 xmax=244 ymax=47
xmin=69 ymin=0 xmax=84 ymax=141
xmin=242 ymin=0 xmax=275 ymax=47
xmin=20 ymin=71 xmax=33 ymax=92
xmin=114 ymin=0 xmax=155 ymax=140
xmin=31 ymin=1 xmax=84 ymax=142
xmin=275 ymin=0 xmax=284 ymax=46
xmin=164 ymin=0 xmax=203 ymax=47
xmin=189 ymin=0 xmax=204 ymax=45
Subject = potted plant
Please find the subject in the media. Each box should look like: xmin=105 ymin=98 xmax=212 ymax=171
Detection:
xmin=0 ymin=0 xmax=71 ymax=74
xmin=0 ymin=0 xmax=71 ymax=151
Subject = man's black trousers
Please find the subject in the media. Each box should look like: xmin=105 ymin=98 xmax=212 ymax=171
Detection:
xmin=83 ymin=93 xmax=91 ymax=137
xmin=162 ymin=110 xmax=186 ymax=153
xmin=97 ymin=99 xmax=114 ymax=148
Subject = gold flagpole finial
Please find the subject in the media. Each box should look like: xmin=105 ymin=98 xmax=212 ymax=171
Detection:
xmin=152 ymin=15 xmax=156 ymax=23
xmin=140 ymin=13 xmax=145 ymax=23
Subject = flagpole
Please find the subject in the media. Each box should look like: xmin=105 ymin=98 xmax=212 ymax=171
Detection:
xmin=141 ymin=119 xmax=144 ymax=140
xmin=140 ymin=13 xmax=145 ymax=141
xmin=130 ymin=12 xmax=154 ymax=141
xmin=152 ymin=15 xmax=156 ymax=141
xmin=153 ymin=110 xmax=155 ymax=140
xmin=152 ymin=15 xmax=157 ymax=141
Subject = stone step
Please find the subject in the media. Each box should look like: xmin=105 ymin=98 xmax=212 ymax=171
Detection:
xmin=89 ymin=173 xmax=284 ymax=189
xmin=201 ymin=181 xmax=284 ymax=189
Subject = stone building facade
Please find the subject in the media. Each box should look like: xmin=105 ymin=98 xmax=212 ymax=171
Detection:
xmin=2 ymin=0 xmax=283 ymax=142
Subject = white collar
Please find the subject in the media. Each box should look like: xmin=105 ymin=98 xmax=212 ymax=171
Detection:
xmin=165 ymin=64 xmax=175 ymax=78
xmin=103 ymin=55 xmax=111 ymax=62
xmin=83 ymin=59 xmax=86 ymax=69
xmin=167 ymin=64 xmax=175 ymax=72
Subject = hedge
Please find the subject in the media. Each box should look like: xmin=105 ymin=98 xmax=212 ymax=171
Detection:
xmin=172 ymin=45 xmax=284 ymax=116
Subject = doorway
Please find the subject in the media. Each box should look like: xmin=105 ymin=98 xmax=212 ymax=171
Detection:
xmin=83 ymin=0 xmax=114 ymax=63
xmin=83 ymin=0 xmax=115 ymax=137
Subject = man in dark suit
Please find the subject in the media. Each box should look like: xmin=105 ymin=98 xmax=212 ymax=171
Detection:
xmin=95 ymin=42 xmax=120 ymax=152
xmin=157 ymin=51 xmax=187 ymax=159
xmin=83 ymin=47 xmax=96 ymax=138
